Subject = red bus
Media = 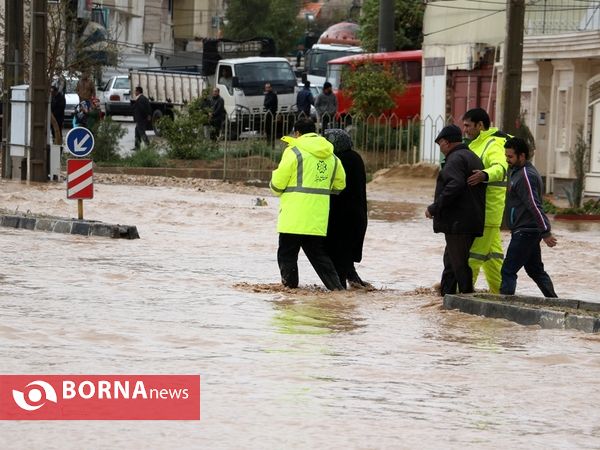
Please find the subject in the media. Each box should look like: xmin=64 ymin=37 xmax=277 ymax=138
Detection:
xmin=326 ymin=50 xmax=422 ymax=121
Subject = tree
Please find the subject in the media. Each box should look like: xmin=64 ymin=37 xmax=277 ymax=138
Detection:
xmin=359 ymin=0 xmax=425 ymax=52
xmin=342 ymin=61 xmax=405 ymax=116
xmin=0 ymin=0 xmax=118 ymax=85
xmin=514 ymin=113 xmax=536 ymax=157
xmin=569 ymin=125 xmax=591 ymax=208
xmin=224 ymin=0 xmax=304 ymax=55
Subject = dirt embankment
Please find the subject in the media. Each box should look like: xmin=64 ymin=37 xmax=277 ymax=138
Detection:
xmin=368 ymin=163 xmax=438 ymax=204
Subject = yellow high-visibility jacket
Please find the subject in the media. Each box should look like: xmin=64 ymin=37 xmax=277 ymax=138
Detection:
xmin=270 ymin=133 xmax=346 ymax=236
xmin=468 ymin=127 xmax=509 ymax=227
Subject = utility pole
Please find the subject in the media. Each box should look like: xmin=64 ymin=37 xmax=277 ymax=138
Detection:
xmin=499 ymin=0 xmax=525 ymax=135
xmin=29 ymin=0 xmax=49 ymax=182
xmin=2 ymin=2 xmax=25 ymax=178
xmin=378 ymin=0 xmax=395 ymax=52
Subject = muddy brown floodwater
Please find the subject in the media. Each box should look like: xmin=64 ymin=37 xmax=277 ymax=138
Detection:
xmin=1 ymin=169 xmax=600 ymax=449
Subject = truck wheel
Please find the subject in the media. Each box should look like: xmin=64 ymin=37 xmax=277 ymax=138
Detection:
xmin=152 ymin=110 xmax=163 ymax=136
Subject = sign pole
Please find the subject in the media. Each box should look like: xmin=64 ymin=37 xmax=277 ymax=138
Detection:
xmin=65 ymin=128 xmax=94 ymax=220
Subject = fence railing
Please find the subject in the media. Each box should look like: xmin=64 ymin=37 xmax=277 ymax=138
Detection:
xmin=525 ymin=0 xmax=600 ymax=35
xmin=217 ymin=111 xmax=444 ymax=181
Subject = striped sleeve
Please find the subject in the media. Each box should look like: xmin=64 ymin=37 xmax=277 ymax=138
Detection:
xmin=522 ymin=166 xmax=550 ymax=233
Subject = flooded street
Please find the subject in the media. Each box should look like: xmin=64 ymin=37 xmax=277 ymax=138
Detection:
xmin=1 ymin=173 xmax=600 ymax=449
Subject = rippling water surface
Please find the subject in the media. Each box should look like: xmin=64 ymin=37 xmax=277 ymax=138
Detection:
xmin=1 ymin=180 xmax=600 ymax=449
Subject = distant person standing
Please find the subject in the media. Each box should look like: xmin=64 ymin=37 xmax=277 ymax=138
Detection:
xmin=50 ymin=85 xmax=65 ymax=142
xmin=132 ymin=86 xmax=152 ymax=149
xmin=218 ymin=66 xmax=233 ymax=95
xmin=76 ymin=71 xmax=96 ymax=103
xmin=263 ymin=83 xmax=278 ymax=143
xmin=500 ymin=137 xmax=558 ymax=297
xmin=86 ymin=96 xmax=103 ymax=131
xmin=296 ymin=81 xmax=314 ymax=119
xmin=296 ymin=45 xmax=304 ymax=68
xmin=210 ymin=87 xmax=226 ymax=140
xmin=324 ymin=129 xmax=368 ymax=288
xmin=315 ymin=82 xmax=337 ymax=131
xmin=426 ymin=125 xmax=486 ymax=296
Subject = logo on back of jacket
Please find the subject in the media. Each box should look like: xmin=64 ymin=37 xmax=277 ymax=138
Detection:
xmin=315 ymin=160 xmax=328 ymax=182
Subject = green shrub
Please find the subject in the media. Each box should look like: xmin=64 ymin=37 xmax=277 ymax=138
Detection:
xmin=543 ymin=197 xmax=600 ymax=215
xmin=92 ymin=118 xmax=126 ymax=162
xmin=225 ymin=140 xmax=283 ymax=161
xmin=353 ymin=120 xmax=419 ymax=153
xmin=158 ymin=97 xmax=219 ymax=160
xmin=342 ymin=61 xmax=405 ymax=116
xmin=543 ymin=198 xmax=559 ymax=214
xmin=120 ymin=143 xmax=168 ymax=168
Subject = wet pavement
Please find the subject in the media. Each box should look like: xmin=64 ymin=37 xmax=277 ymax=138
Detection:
xmin=1 ymin=175 xmax=600 ymax=449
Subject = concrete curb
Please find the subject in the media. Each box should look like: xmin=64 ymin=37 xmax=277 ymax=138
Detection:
xmin=0 ymin=212 xmax=139 ymax=239
xmin=443 ymin=293 xmax=600 ymax=333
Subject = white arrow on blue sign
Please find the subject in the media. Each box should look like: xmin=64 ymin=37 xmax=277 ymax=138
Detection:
xmin=65 ymin=127 xmax=95 ymax=158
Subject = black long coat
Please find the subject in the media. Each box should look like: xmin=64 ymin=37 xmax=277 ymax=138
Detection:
xmin=327 ymin=147 xmax=368 ymax=263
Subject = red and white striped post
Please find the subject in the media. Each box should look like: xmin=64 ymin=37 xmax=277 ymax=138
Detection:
xmin=67 ymin=159 xmax=93 ymax=220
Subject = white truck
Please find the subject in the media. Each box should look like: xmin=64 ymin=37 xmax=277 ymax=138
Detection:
xmin=303 ymin=43 xmax=363 ymax=87
xmin=128 ymin=57 xmax=297 ymax=137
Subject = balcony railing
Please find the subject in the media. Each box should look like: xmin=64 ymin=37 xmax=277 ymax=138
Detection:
xmin=525 ymin=0 xmax=600 ymax=35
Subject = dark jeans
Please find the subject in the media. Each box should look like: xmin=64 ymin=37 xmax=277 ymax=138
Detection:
xmin=321 ymin=113 xmax=332 ymax=132
xmin=134 ymin=121 xmax=149 ymax=148
xmin=500 ymin=231 xmax=557 ymax=297
xmin=265 ymin=113 xmax=276 ymax=144
xmin=278 ymin=233 xmax=344 ymax=291
xmin=210 ymin=118 xmax=223 ymax=141
xmin=441 ymin=234 xmax=476 ymax=296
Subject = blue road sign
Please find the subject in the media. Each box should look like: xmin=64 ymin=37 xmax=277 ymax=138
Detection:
xmin=66 ymin=127 xmax=95 ymax=157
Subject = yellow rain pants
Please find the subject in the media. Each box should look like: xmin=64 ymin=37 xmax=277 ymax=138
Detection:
xmin=469 ymin=226 xmax=504 ymax=293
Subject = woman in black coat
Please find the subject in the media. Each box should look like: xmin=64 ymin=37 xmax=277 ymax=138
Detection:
xmin=324 ymin=129 xmax=369 ymax=288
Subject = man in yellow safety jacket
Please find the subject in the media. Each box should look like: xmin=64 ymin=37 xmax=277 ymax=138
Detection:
xmin=270 ymin=118 xmax=347 ymax=290
xmin=462 ymin=108 xmax=510 ymax=293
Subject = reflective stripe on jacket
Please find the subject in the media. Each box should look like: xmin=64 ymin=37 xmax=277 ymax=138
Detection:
xmin=468 ymin=127 xmax=509 ymax=226
xmin=270 ymin=133 xmax=346 ymax=236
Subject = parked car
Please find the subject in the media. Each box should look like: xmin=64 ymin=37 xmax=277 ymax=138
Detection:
xmin=99 ymin=75 xmax=133 ymax=116
xmin=63 ymin=76 xmax=80 ymax=127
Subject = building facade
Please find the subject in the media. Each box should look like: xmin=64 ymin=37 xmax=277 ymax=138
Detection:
xmin=421 ymin=0 xmax=600 ymax=196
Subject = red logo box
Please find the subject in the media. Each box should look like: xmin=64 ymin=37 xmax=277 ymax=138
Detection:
xmin=0 ymin=375 xmax=200 ymax=420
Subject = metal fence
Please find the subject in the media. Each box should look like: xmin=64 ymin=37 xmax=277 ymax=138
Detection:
xmin=218 ymin=111 xmax=435 ymax=182
xmin=525 ymin=0 xmax=600 ymax=35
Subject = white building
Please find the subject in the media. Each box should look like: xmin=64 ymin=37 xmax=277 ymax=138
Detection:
xmin=421 ymin=0 xmax=600 ymax=196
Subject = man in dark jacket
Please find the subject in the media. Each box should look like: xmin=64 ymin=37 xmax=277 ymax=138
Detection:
xmin=324 ymin=129 xmax=369 ymax=289
xmin=210 ymin=87 xmax=226 ymax=140
xmin=132 ymin=86 xmax=152 ymax=148
xmin=296 ymin=81 xmax=313 ymax=118
xmin=500 ymin=137 xmax=558 ymax=297
xmin=426 ymin=124 xmax=486 ymax=295
xmin=50 ymin=85 xmax=65 ymax=142
xmin=263 ymin=83 xmax=278 ymax=143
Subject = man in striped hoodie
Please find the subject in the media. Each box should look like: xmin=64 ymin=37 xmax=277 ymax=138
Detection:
xmin=500 ymin=137 xmax=558 ymax=297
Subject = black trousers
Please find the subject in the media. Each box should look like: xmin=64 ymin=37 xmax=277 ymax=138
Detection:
xmin=265 ymin=113 xmax=276 ymax=144
xmin=440 ymin=234 xmax=476 ymax=296
xmin=134 ymin=121 xmax=149 ymax=147
xmin=500 ymin=231 xmax=557 ymax=297
xmin=278 ymin=233 xmax=344 ymax=291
